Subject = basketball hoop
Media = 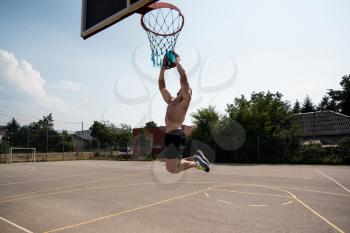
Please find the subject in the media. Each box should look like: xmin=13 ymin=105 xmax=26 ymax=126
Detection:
xmin=141 ymin=2 xmax=185 ymax=67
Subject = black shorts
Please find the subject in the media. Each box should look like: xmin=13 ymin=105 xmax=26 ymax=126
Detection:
xmin=164 ymin=129 xmax=186 ymax=159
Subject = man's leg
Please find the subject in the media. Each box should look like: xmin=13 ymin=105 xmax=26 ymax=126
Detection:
xmin=165 ymin=159 xmax=197 ymax=174
xmin=178 ymin=159 xmax=197 ymax=171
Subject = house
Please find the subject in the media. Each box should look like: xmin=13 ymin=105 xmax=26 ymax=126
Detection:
xmin=291 ymin=111 xmax=350 ymax=145
xmin=132 ymin=125 xmax=193 ymax=156
xmin=0 ymin=126 xmax=6 ymax=141
xmin=71 ymin=130 xmax=93 ymax=151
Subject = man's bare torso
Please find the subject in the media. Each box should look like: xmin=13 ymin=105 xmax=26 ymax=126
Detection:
xmin=165 ymin=95 xmax=191 ymax=133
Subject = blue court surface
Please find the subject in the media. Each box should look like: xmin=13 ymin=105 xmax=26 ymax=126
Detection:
xmin=0 ymin=161 xmax=349 ymax=233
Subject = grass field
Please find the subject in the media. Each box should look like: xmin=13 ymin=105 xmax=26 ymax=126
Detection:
xmin=0 ymin=161 xmax=349 ymax=233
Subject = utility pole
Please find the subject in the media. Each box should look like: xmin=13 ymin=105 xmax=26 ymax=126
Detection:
xmin=27 ymin=126 xmax=29 ymax=147
xmin=79 ymin=121 xmax=83 ymax=160
xmin=27 ymin=126 xmax=30 ymax=162
xmin=46 ymin=127 xmax=48 ymax=161
xmin=62 ymin=133 xmax=65 ymax=161
xmin=257 ymin=135 xmax=260 ymax=161
xmin=5 ymin=125 xmax=8 ymax=163
xmin=234 ymin=140 xmax=237 ymax=161
xmin=313 ymin=111 xmax=316 ymax=161
xmin=81 ymin=122 xmax=84 ymax=153
xmin=89 ymin=138 xmax=92 ymax=153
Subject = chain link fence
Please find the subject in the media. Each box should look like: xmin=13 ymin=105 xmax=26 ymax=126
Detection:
xmin=1 ymin=129 xmax=349 ymax=164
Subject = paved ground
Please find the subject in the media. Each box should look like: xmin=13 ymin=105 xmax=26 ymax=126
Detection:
xmin=0 ymin=160 xmax=349 ymax=233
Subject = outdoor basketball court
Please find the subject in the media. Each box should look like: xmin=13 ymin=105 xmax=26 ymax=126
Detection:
xmin=0 ymin=160 xmax=349 ymax=233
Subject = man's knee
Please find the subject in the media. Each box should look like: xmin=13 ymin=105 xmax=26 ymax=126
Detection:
xmin=165 ymin=160 xmax=180 ymax=174
xmin=166 ymin=166 xmax=179 ymax=174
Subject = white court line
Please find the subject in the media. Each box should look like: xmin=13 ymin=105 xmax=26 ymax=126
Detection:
xmin=315 ymin=169 xmax=350 ymax=193
xmin=271 ymin=185 xmax=350 ymax=197
xmin=282 ymin=201 xmax=293 ymax=205
xmin=249 ymin=204 xmax=267 ymax=207
xmin=0 ymin=217 xmax=34 ymax=233
xmin=213 ymin=184 xmax=345 ymax=233
xmin=218 ymin=199 xmax=231 ymax=204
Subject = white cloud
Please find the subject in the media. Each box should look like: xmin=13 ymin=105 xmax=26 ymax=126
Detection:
xmin=0 ymin=50 xmax=66 ymax=110
xmin=55 ymin=80 xmax=82 ymax=91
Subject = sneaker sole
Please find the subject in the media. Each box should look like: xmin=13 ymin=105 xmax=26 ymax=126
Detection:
xmin=194 ymin=153 xmax=210 ymax=172
xmin=195 ymin=150 xmax=210 ymax=165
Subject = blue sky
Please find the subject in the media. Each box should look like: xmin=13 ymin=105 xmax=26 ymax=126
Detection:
xmin=0 ymin=0 xmax=349 ymax=131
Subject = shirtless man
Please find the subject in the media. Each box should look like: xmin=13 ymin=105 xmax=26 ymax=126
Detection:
xmin=158 ymin=52 xmax=210 ymax=174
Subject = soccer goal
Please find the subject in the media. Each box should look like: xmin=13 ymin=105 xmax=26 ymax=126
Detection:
xmin=9 ymin=148 xmax=36 ymax=163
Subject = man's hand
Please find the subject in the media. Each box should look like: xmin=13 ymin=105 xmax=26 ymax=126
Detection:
xmin=162 ymin=53 xmax=176 ymax=70
xmin=173 ymin=51 xmax=181 ymax=64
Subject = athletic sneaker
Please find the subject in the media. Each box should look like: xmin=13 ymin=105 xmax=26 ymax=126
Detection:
xmin=194 ymin=150 xmax=210 ymax=172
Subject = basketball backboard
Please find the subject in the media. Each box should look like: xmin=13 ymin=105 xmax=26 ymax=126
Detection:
xmin=81 ymin=0 xmax=158 ymax=39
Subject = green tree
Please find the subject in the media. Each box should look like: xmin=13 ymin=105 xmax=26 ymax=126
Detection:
xmin=145 ymin=121 xmax=157 ymax=128
xmin=27 ymin=114 xmax=60 ymax=152
xmin=114 ymin=123 xmax=132 ymax=149
xmin=317 ymin=95 xmax=338 ymax=111
xmin=133 ymin=128 xmax=153 ymax=159
xmin=90 ymin=121 xmax=113 ymax=148
xmin=189 ymin=106 xmax=220 ymax=161
xmin=30 ymin=113 xmax=54 ymax=129
xmin=190 ymin=105 xmax=219 ymax=146
xmin=90 ymin=121 xmax=132 ymax=150
xmin=224 ymin=91 xmax=293 ymax=162
xmin=301 ymin=95 xmax=315 ymax=113
xmin=58 ymin=130 xmax=74 ymax=152
xmin=226 ymin=92 xmax=291 ymax=135
xmin=0 ymin=141 xmax=10 ymax=154
xmin=6 ymin=118 xmax=20 ymax=145
xmin=292 ymin=100 xmax=301 ymax=114
xmin=337 ymin=137 xmax=350 ymax=160
xmin=328 ymin=75 xmax=350 ymax=115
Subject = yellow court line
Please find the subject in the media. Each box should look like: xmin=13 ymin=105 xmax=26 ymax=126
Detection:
xmin=216 ymin=184 xmax=345 ymax=233
xmin=0 ymin=181 xmax=221 ymax=204
xmin=0 ymin=182 xmax=155 ymax=203
xmin=0 ymin=172 xmax=146 ymax=203
xmin=43 ymin=186 xmax=213 ymax=233
xmin=0 ymin=167 xmax=151 ymax=200
xmin=0 ymin=168 xmax=123 ymax=186
xmin=293 ymin=195 xmax=345 ymax=233
xmin=0 ymin=180 xmax=216 ymax=204
xmin=3 ymin=180 xmax=345 ymax=233
xmin=209 ymin=188 xmax=293 ymax=199
xmin=1 ymin=169 xmax=39 ymax=178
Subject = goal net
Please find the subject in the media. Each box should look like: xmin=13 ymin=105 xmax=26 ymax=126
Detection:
xmin=9 ymin=148 xmax=36 ymax=163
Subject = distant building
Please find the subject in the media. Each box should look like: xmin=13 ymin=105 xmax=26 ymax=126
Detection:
xmin=291 ymin=111 xmax=350 ymax=145
xmin=71 ymin=130 xmax=92 ymax=151
xmin=132 ymin=125 xmax=194 ymax=155
xmin=0 ymin=126 xmax=6 ymax=141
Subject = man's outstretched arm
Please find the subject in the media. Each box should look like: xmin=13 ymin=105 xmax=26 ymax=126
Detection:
xmin=159 ymin=67 xmax=172 ymax=104
xmin=176 ymin=59 xmax=191 ymax=99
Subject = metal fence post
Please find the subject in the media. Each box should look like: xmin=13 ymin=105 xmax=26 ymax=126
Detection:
xmin=27 ymin=126 xmax=30 ymax=162
xmin=234 ymin=140 xmax=237 ymax=161
xmin=46 ymin=127 xmax=48 ymax=161
xmin=257 ymin=136 xmax=260 ymax=161
xmin=63 ymin=133 xmax=65 ymax=161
